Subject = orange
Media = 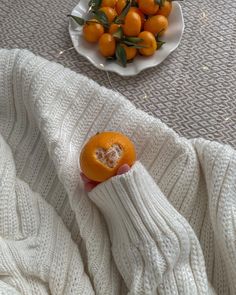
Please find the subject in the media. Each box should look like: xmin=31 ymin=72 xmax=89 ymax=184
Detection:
xmin=101 ymin=0 xmax=118 ymax=8
xmin=138 ymin=0 xmax=159 ymax=15
xmin=138 ymin=31 xmax=157 ymax=56
xmin=99 ymin=7 xmax=117 ymax=23
xmin=83 ymin=19 xmax=104 ymax=43
xmin=109 ymin=23 xmax=121 ymax=34
xmin=123 ymin=11 xmax=141 ymax=37
xmin=156 ymin=0 xmax=172 ymax=17
xmin=129 ymin=7 xmax=145 ymax=28
xmin=80 ymin=131 xmax=136 ymax=182
xmin=121 ymin=44 xmax=137 ymax=60
xmin=98 ymin=33 xmax=116 ymax=57
xmin=144 ymin=15 xmax=168 ymax=36
xmin=115 ymin=0 xmax=126 ymax=15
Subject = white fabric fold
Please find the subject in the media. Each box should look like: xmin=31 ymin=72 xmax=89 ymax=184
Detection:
xmin=0 ymin=49 xmax=236 ymax=294
xmin=89 ymin=162 xmax=211 ymax=294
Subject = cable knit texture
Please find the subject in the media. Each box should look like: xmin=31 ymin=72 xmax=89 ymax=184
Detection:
xmin=0 ymin=49 xmax=235 ymax=294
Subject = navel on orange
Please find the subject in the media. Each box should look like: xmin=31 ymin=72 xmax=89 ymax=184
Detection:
xmin=80 ymin=131 xmax=136 ymax=182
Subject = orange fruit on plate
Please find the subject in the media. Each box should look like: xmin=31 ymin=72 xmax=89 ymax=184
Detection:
xmin=123 ymin=11 xmax=142 ymax=36
xmin=83 ymin=19 xmax=104 ymax=43
xmin=115 ymin=0 xmax=126 ymax=15
xmin=109 ymin=23 xmax=121 ymax=34
xmin=99 ymin=7 xmax=117 ymax=23
xmin=121 ymin=44 xmax=137 ymax=60
xmin=144 ymin=15 xmax=168 ymax=36
xmin=156 ymin=0 xmax=172 ymax=17
xmin=129 ymin=7 xmax=145 ymax=27
xmin=98 ymin=33 xmax=116 ymax=57
xmin=101 ymin=0 xmax=118 ymax=8
xmin=138 ymin=31 xmax=157 ymax=56
xmin=138 ymin=0 xmax=159 ymax=15
xmin=80 ymin=131 xmax=136 ymax=182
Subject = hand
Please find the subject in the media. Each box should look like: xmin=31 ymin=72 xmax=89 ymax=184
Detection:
xmin=80 ymin=164 xmax=131 ymax=192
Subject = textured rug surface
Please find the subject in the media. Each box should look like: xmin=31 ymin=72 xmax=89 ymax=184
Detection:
xmin=1 ymin=0 xmax=236 ymax=146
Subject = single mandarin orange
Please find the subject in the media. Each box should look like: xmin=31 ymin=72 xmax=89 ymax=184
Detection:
xmin=83 ymin=19 xmax=104 ymax=43
xmin=101 ymin=0 xmax=118 ymax=8
xmin=138 ymin=0 xmax=159 ymax=15
xmin=99 ymin=7 xmax=117 ymax=23
xmin=138 ymin=31 xmax=157 ymax=56
xmin=129 ymin=7 xmax=145 ymax=28
xmin=115 ymin=0 xmax=126 ymax=15
xmin=98 ymin=33 xmax=116 ymax=57
xmin=109 ymin=23 xmax=121 ymax=34
xmin=80 ymin=131 xmax=136 ymax=182
xmin=123 ymin=11 xmax=141 ymax=37
xmin=144 ymin=15 xmax=168 ymax=36
xmin=156 ymin=0 xmax=172 ymax=17
xmin=121 ymin=44 xmax=137 ymax=60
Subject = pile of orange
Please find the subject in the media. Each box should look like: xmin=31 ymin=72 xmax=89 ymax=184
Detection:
xmin=70 ymin=0 xmax=172 ymax=66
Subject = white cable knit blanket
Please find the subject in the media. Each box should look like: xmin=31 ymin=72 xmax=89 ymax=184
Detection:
xmin=0 ymin=49 xmax=236 ymax=295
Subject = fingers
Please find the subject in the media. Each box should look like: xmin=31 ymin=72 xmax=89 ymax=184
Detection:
xmin=80 ymin=172 xmax=91 ymax=183
xmin=80 ymin=164 xmax=131 ymax=192
xmin=80 ymin=172 xmax=100 ymax=192
xmin=84 ymin=182 xmax=98 ymax=192
xmin=117 ymin=164 xmax=131 ymax=175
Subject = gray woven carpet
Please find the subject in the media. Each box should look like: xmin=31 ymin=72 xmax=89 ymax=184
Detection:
xmin=1 ymin=0 xmax=236 ymax=147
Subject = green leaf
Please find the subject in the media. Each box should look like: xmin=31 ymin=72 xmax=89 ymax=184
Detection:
xmin=106 ymin=56 xmax=116 ymax=61
xmin=113 ymin=16 xmax=120 ymax=24
xmin=86 ymin=20 xmax=100 ymax=25
xmin=155 ymin=33 xmax=166 ymax=49
xmin=157 ymin=29 xmax=165 ymax=37
xmin=94 ymin=10 xmax=109 ymax=27
xmin=155 ymin=0 xmax=165 ymax=7
xmin=124 ymin=37 xmax=144 ymax=44
xmin=123 ymin=41 xmax=148 ymax=48
xmin=156 ymin=40 xmax=166 ymax=49
xmin=114 ymin=0 xmax=131 ymax=24
xmin=119 ymin=0 xmax=131 ymax=18
xmin=112 ymin=27 xmax=123 ymax=39
xmin=131 ymin=0 xmax=138 ymax=7
xmin=67 ymin=15 xmax=85 ymax=26
xmin=122 ymin=37 xmax=148 ymax=48
xmin=116 ymin=44 xmax=127 ymax=67
xmin=123 ymin=37 xmax=148 ymax=48
xmin=89 ymin=0 xmax=102 ymax=11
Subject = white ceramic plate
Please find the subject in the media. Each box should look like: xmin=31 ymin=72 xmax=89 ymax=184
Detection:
xmin=69 ymin=0 xmax=184 ymax=76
